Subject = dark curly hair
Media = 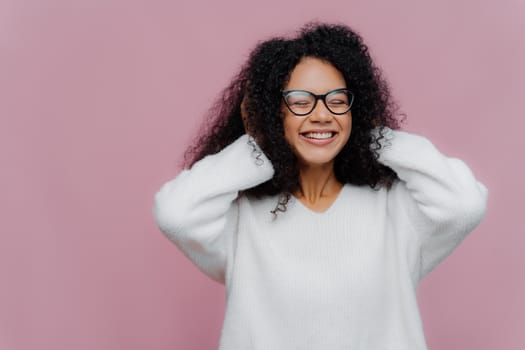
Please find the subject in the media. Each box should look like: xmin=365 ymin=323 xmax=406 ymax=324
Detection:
xmin=184 ymin=22 xmax=403 ymax=213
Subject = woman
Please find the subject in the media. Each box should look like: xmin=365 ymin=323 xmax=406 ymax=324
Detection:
xmin=153 ymin=23 xmax=488 ymax=349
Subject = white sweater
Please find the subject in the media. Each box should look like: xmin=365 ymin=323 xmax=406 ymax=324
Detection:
xmin=153 ymin=128 xmax=488 ymax=350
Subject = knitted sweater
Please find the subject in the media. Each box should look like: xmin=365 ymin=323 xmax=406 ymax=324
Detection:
xmin=153 ymin=128 xmax=488 ymax=350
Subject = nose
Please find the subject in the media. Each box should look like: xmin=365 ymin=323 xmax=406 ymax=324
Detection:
xmin=309 ymin=100 xmax=333 ymax=122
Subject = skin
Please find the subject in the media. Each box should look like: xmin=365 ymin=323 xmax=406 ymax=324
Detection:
xmin=281 ymin=57 xmax=352 ymax=212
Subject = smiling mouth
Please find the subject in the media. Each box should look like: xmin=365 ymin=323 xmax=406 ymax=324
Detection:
xmin=302 ymin=132 xmax=336 ymax=139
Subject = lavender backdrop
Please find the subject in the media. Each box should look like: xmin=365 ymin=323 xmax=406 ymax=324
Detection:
xmin=1 ymin=0 xmax=523 ymax=349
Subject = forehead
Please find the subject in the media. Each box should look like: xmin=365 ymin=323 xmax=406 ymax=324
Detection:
xmin=284 ymin=57 xmax=346 ymax=93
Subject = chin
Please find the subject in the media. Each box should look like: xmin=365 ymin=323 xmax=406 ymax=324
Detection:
xmin=297 ymin=155 xmax=338 ymax=168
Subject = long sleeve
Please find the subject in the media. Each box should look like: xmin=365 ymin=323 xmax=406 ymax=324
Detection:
xmin=153 ymin=135 xmax=274 ymax=283
xmin=375 ymin=127 xmax=488 ymax=280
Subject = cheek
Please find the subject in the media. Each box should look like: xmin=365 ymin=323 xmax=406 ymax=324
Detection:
xmin=336 ymin=112 xmax=352 ymax=133
xmin=282 ymin=114 xmax=300 ymax=139
xmin=344 ymin=115 xmax=352 ymax=137
xmin=283 ymin=123 xmax=295 ymax=147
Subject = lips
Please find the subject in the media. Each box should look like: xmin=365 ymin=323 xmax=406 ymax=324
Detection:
xmin=298 ymin=130 xmax=338 ymax=146
xmin=301 ymin=131 xmax=338 ymax=139
xmin=302 ymin=131 xmax=335 ymax=139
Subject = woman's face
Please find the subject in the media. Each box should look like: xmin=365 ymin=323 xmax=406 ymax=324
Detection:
xmin=282 ymin=57 xmax=352 ymax=169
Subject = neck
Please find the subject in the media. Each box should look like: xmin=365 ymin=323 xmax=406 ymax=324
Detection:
xmin=295 ymin=162 xmax=342 ymax=206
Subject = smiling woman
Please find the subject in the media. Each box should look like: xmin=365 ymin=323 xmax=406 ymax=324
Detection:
xmin=282 ymin=59 xmax=351 ymax=172
xmin=281 ymin=57 xmax=353 ymax=211
xmin=153 ymin=22 xmax=488 ymax=349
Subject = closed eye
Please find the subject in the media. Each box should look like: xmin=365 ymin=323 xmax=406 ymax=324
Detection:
xmin=328 ymin=100 xmax=347 ymax=105
xmin=292 ymin=101 xmax=311 ymax=106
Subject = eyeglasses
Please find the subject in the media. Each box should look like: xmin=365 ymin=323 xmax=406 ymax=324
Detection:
xmin=281 ymin=88 xmax=355 ymax=117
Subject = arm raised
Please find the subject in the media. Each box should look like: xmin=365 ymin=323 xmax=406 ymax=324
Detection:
xmin=153 ymin=135 xmax=274 ymax=283
xmin=375 ymin=127 xmax=488 ymax=279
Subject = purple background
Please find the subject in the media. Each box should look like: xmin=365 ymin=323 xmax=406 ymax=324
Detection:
xmin=1 ymin=0 xmax=523 ymax=349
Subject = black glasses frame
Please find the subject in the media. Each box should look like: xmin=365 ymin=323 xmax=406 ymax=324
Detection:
xmin=281 ymin=88 xmax=355 ymax=117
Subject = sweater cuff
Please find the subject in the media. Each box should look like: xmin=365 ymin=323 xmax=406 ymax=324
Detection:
xmin=371 ymin=127 xmax=431 ymax=167
xmin=206 ymin=134 xmax=275 ymax=191
xmin=370 ymin=126 xmax=394 ymax=161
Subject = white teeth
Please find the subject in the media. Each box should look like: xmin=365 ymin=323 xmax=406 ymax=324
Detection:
xmin=304 ymin=132 xmax=333 ymax=139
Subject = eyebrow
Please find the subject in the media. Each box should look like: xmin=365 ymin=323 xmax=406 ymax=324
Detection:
xmin=281 ymin=88 xmax=349 ymax=94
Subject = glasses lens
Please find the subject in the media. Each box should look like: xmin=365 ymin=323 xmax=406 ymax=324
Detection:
xmin=284 ymin=91 xmax=315 ymax=115
xmin=326 ymin=90 xmax=352 ymax=114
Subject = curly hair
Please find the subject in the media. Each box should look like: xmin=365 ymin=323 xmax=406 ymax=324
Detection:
xmin=184 ymin=22 xmax=403 ymax=213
